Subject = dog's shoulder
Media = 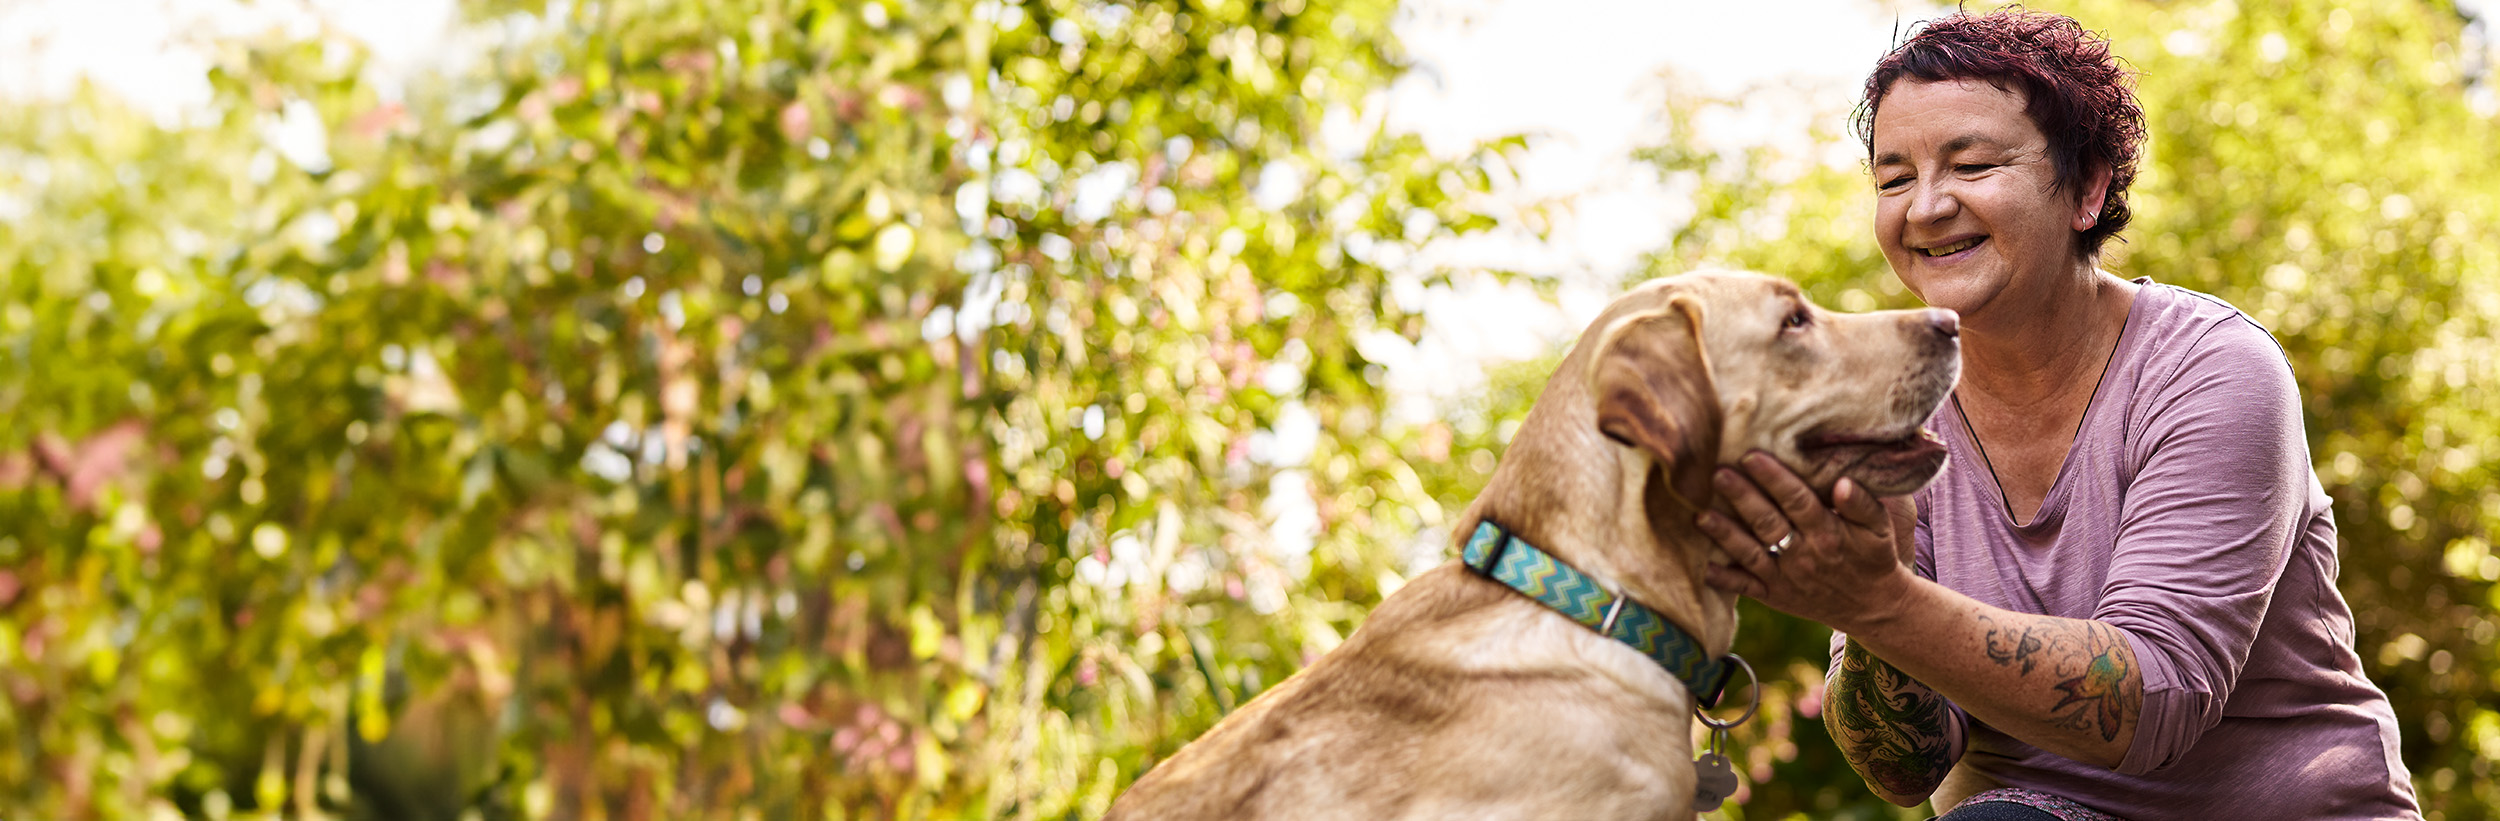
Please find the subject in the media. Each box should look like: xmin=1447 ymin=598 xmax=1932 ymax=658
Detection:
xmin=1110 ymin=565 xmax=1515 ymax=819
xmin=1114 ymin=563 xmax=1695 ymax=820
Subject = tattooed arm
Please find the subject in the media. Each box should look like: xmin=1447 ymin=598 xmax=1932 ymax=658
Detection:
xmin=1840 ymin=582 xmax=2145 ymax=770
xmin=1695 ymin=458 xmax=2147 ymax=769
xmin=1825 ymin=636 xmax=1966 ymax=807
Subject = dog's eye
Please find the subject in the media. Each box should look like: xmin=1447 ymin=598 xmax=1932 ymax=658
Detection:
xmin=1782 ymin=307 xmax=1812 ymax=331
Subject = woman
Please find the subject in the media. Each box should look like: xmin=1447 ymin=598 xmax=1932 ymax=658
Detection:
xmin=1696 ymin=10 xmax=2419 ymax=821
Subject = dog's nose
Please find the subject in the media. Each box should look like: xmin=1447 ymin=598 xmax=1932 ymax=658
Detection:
xmin=1926 ymin=308 xmax=1959 ymax=339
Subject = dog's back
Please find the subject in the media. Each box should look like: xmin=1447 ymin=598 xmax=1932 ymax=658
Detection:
xmin=1106 ymin=565 xmax=1699 ymax=821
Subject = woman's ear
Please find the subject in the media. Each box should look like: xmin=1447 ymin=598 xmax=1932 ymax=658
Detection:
xmin=2075 ymin=161 xmax=2114 ymax=231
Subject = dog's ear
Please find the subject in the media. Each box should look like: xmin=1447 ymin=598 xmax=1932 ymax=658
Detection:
xmin=1588 ymin=296 xmax=1720 ymax=478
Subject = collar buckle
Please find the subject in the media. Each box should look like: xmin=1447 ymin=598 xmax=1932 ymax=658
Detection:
xmin=1597 ymin=593 xmax=1628 ymax=634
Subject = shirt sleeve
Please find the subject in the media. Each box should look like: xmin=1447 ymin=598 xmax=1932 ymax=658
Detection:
xmin=2099 ymin=316 xmax=2308 ymax=775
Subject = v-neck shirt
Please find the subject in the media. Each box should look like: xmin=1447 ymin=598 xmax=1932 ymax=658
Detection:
xmin=1908 ymin=280 xmax=2418 ymax=819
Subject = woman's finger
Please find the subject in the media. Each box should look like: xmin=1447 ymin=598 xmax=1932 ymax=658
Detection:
xmin=1712 ymin=467 xmax=1796 ymax=549
xmin=1702 ymin=562 xmax=1767 ymax=598
xmin=1740 ymin=452 xmax=1839 ymax=543
xmin=1831 ymin=478 xmax=1889 ymax=528
xmin=1697 ymin=510 xmax=1779 ymax=578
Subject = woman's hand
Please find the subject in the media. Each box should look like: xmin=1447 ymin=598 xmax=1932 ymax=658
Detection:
xmin=1698 ymin=451 xmax=1919 ymax=633
xmin=1700 ymin=454 xmax=2144 ymax=769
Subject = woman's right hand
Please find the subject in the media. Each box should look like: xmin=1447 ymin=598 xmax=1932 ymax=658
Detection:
xmin=1695 ymin=451 xmax=1921 ymax=635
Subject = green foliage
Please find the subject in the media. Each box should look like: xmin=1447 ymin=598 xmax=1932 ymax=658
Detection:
xmin=0 ymin=0 xmax=1505 ymax=818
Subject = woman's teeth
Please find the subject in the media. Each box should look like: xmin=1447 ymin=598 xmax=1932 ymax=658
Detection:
xmin=1922 ymin=237 xmax=1983 ymax=257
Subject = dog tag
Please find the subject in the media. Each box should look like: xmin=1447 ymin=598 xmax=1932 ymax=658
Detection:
xmin=1690 ymin=751 xmax=1736 ymax=812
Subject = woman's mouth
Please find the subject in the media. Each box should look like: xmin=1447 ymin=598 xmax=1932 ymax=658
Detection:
xmin=1919 ymin=236 xmax=1985 ymax=258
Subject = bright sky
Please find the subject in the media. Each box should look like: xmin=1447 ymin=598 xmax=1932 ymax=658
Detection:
xmin=1368 ymin=0 xmax=1921 ymax=425
xmin=0 ymin=0 xmax=457 ymax=121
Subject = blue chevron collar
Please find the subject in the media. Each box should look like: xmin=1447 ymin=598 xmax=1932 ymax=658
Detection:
xmin=1462 ymin=519 xmax=1736 ymax=708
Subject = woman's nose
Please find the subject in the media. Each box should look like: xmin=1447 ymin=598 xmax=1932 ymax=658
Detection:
xmin=1908 ymin=180 xmax=1959 ymax=224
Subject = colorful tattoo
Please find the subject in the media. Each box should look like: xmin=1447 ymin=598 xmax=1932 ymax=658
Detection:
xmin=2049 ymin=623 xmax=2139 ymax=742
xmin=1828 ymin=639 xmax=1962 ymax=800
xmin=1979 ymin=615 xmax=2143 ymax=744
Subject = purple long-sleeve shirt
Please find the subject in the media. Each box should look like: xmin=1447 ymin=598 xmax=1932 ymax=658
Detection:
xmin=1859 ymin=281 xmax=2417 ymax=819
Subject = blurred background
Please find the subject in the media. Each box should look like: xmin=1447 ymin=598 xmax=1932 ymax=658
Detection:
xmin=0 ymin=0 xmax=2494 ymax=818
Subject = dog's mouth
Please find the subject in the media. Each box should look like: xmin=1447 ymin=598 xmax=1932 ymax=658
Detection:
xmin=1796 ymin=426 xmax=1950 ymax=495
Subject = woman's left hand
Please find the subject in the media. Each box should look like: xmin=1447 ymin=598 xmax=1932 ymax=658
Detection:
xmin=1698 ymin=451 xmax=1920 ymax=632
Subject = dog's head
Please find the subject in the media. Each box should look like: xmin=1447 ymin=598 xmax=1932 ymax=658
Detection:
xmin=1584 ymin=269 xmax=1960 ymax=502
xmin=1455 ymin=269 xmax=1954 ymax=655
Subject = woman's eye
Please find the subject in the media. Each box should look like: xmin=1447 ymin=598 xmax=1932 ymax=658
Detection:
xmin=1957 ymin=163 xmax=1996 ymax=174
xmin=1878 ymin=177 xmax=1909 ymax=190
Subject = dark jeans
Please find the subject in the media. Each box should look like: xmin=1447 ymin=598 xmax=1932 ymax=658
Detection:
xmin=1935 ymin=801 xmax=2062 ymax=821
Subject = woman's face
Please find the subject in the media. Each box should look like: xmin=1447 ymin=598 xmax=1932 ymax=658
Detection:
xmin=1870 ymin=78 xmax=2104 ymax=323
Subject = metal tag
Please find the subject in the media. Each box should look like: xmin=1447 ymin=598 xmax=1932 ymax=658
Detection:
xmin=1690 ymin=751 xmax=1737 ymax=812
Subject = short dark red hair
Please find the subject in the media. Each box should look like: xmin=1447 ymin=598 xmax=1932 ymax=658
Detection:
xmin=1852 ymin=8 xmax=2145 ymax=258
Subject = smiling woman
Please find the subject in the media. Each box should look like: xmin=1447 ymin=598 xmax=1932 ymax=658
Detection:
xmin=1695 ymin=8 xmax=2423 ymax=821
xmin=1870 ymin=79 xmax=2117 ymax=334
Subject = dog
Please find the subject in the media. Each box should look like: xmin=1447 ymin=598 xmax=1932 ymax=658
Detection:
xmin=1106 ymin=270 xmax=1962 ymax=820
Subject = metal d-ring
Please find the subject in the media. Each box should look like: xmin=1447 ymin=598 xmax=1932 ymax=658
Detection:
xmin=1693 ymin=653 xmax=1760 ymax=731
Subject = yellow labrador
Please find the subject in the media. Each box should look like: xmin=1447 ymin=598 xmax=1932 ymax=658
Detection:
xmin=1108 ymin=270 xmax=1961 ymax=820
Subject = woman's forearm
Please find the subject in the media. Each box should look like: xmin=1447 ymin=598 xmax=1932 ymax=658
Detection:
xmin=1846 ymin=574 xmax=2144 ymax=769
xmin=1826 ymin=636 xmax=1965 ymax=806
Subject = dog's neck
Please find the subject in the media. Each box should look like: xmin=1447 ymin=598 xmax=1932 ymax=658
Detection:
xmin=1461 ymin=423 xmax=1739 ymax=659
